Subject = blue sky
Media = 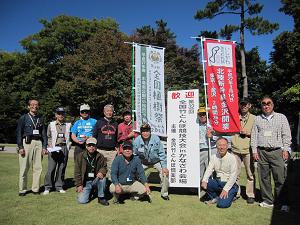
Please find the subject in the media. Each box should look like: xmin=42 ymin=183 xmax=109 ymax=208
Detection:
xmin=0 ymin=0 xmax=294 ymax=62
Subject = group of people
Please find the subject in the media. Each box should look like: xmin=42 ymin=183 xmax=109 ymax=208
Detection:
xmin=16 ymin=96 xmax=292 ymax=210
xmin=198 ymin=96 xmax=292 ymax=211
xmin=16 ymin=100 xmax=169 ymax=206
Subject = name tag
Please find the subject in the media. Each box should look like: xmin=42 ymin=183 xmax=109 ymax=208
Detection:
xmin=58 ymin=133 xmax=64 ymax=138
xmin=126 ymin=177 xmax=132 ymax=182
xmin=264 ymin=131 xmax=272 ymax=137
xmin=88 ymin=173 xmax=94 ymax=178
xmin=33 ymin=129 xmax=39 ymax=135
xmin=105 ymin=135 xmax=112 ymax=140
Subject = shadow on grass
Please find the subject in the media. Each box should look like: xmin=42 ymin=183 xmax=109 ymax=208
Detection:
xmin=64 ymin=178 xmax=75 ymax=190
xmin=270 ymin=156 xmax=300 ymax=225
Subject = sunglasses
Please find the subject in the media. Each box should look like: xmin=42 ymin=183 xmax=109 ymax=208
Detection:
xmin=80 ymin=110 xmax=90 ymax=114
xmin=261 ymin=101 xmax=272 ymax=106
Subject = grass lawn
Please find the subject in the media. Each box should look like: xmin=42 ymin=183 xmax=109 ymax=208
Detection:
xmin=0 ymin=153 xmax=297 ymax=225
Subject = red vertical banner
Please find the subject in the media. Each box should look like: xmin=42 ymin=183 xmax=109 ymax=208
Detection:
xmin=203 ymin=39 xmax=240 ymax=133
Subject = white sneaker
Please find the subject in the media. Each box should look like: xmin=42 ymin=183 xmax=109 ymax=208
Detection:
xmin=204 ymin=198 xmax=218 ymax=204
xmin=58 ymin=190 xmax=66 ymax=194
xmin=259 ymin=201 xmax=274 ymax=208
xmin=281 ymin=205 xmax=290 ymax=212
xmin=42 ymin=190 xmax=50 ymax=195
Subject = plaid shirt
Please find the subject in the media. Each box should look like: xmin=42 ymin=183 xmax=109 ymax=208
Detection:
xmin=251 ymin=112 xmax=292 ymax=154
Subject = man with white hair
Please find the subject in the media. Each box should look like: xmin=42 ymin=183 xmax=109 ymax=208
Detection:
xmin=93 ymin=104 xmax=118 ymax=179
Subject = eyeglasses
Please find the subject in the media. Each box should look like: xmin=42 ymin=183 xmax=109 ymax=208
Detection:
xmin=56 ymin=112 xmax=65 ymax=115
xmin=86 ymin=144 xmax=96 ymax=147
xmin=261 ymin=101 xmax=272 ymax=106
xmin=80 ymin=110 xmax=90 ymax=114
xmin=198 ymin=113 xmax=206 ymax=117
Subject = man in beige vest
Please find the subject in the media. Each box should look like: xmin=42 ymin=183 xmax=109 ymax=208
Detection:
xmin=231 ymin=98 xmax=256 ymax=204
xmin=43 ymin=107 xmax=72 ymax=195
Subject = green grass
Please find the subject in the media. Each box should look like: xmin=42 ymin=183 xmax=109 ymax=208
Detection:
xmin=0 ymin=153 xmax=297 ymax=225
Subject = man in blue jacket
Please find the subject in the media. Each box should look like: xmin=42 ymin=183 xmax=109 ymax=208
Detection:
xmin=133 ymin=123 xmax=170 ymax=200
xmin=110 ymin=141 xmax=150 ymax=203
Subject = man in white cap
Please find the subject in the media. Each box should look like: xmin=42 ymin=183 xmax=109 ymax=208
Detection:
xmin=71 ymin=104 xmax=97 ymax=161
xmin=74 ymin=137 xmax=109 ymax=205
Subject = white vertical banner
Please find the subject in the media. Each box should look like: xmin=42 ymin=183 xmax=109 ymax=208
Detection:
xmin=135 ymin=44 xmax=166 ymax=136
xmin=167 ymin=89 xmax=200 ymax=187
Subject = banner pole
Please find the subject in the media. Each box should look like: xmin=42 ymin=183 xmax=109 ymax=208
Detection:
xmin=131 ymin=43 xmax=136 ymax=136
xmin=200 ymin=37 xmax=212 ymax=161
xmin=199 ymin=37 xmax=213 ymax=200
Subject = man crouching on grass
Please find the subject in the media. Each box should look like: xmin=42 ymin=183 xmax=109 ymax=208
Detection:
xmin=110 ymin=141 xmax=151 ymax=204
xmin=201 ymin=137 xmax=238 ymax=208
xmin=74 ymin=137 xmax=109 ymax=206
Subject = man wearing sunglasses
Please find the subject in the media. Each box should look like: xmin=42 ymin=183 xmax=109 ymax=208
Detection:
xmin=251 ymin=96 xmax=291 ymax=210
xmin=43 ymin=107 xmax=72 ymax=195
xmin=71 ymin=104 xmax=97 ymax=161
xmin=75 ymin=137 xmax=108 ymax=205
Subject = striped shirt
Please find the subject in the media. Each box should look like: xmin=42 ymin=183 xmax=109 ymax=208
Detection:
xmin=250 ymin=112 xmax=292 ymax=154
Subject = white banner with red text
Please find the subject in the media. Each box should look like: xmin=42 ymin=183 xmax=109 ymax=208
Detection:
xmin=167 ymin=89 xmax=200 ymax=187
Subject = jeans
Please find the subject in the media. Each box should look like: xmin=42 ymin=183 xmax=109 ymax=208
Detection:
xmin=206 ymin=178 xmax=238 ymax=208
xmin=77 ymin=178 xmax=106 ymax=204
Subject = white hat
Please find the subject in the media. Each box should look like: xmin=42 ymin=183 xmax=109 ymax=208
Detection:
xmin=80 ymin=104 xmax=90 ymax=111
xmin=86 ymin=137 xmax=97 ymax=145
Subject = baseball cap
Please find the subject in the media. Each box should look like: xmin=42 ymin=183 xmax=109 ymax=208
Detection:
xmin=239 ymin=98 xmax=250 ymax=105
xmin=80 ymin=104 xmax=90 ymax=111
xmin=86 ymin=137 xmax=97 ymax=145
xmin=56 ymin=107 xmax=65 ymax=113
xmin=140 ymin=123 xmax=151 ymax=132
xmin=122 ymin=141 xmax=133 ymax=150
xmin=197 ymin=107 xmax=206 ymax=114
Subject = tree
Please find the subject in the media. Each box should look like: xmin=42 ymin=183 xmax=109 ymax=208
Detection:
xmin=195 ymin=0 xmax=279 ymax=98
xmin=266 ymin=0 xmax=300 ymax=142
xmin=59 ymin=30 xmax=131 ymax=118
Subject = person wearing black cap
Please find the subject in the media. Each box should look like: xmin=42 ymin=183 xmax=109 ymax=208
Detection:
xmin=133 ymin=123 xmax=170 ymax=200
xmin=231 ymin=98 xmax=256 ymax=204
xmin=43 ymin=107 xmax=72 ymax=195
xmin=110 ymin=141 xmax=150 ymax=203
xmin=117 ymin=110 xmax=138 ymax=154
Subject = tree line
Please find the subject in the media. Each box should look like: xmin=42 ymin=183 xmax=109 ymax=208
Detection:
xmin=0 ymin=0 xmax=299 ymax=145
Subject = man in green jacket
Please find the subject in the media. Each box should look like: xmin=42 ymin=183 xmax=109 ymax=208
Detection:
xmin=74 ymin=137 xmax=109 ymax=205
